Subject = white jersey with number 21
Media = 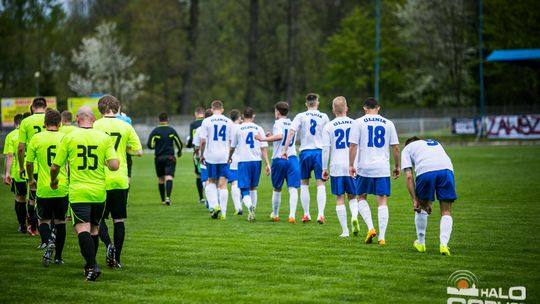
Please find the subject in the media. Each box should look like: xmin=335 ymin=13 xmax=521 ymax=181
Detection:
xmin=350 ymin=114 xmax=399 ymax=178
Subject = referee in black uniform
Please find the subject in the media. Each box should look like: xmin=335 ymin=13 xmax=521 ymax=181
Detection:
xmin=147 ymin=113 xmax=183 ymax=205
xmin=186 ymin=106 xmax=205 ymax=203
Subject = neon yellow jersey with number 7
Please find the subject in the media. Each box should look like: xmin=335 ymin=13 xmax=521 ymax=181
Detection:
xmin=53 ymin=128 xmax=117 ymax=204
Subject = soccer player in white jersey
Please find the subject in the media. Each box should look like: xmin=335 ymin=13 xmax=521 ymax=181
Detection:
xmin=229 ymin=107 xmax=270 ymax=222
xmin=282 ymin=93 xmax=330 ymax=224
xmin=228 ymin=109 xmax=243 ymax=216
xmin=322 ymin=97 xmax=359 ymax=237
xmin=256 ymin=101 xmax=300 ymax=223
xmin=200 ymin=100 xmax=233 ymax=219
xmin=401 ymin=136 xmax=457 ymax=256
xmin=349 ymin=97 xmax=400 ymax=245
xmin=193 ymin=109 xmax=212 ymax=208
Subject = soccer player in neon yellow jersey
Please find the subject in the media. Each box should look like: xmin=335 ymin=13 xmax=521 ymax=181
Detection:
xmin=59 ymin=111 xmax=77 ymax=134
xmin=51 ymin=106 xmax=119 ymax=281
xmin=3 ymin=114 xmax=28 ymax=233
xmin=18 ymin=97 xmax=47 ymax=235
xmin=26 ymin=109 xmax=69 ymax=266
xmin=94 ymin=95 xmax=143 ymax=268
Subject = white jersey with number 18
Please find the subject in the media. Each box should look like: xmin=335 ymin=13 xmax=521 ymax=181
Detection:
xmin=199 ymin=114 xmax=233 ymax=164
xmin=350 ymin=114 xmax=399 ymax=178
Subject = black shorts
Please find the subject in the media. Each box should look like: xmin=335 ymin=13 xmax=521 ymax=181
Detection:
xmin=126 ymin=153 xmax=133 ymax=178
xmin=70 ymin=203 xmax=105 ymax=226
xmin=104 ymin=189 xmax=128 ymax=219
xmin=11 ymin=181 xmax=28 ymax=196
xmin=36 ymin=196 xmax=69 ymax=221
xmin=155 ymin=155 xmax=176 ymax=177
xmin=29 ymin=174 xmax=38 ymax=201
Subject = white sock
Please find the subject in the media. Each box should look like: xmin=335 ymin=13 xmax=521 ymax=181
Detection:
xmin=242 ymin=194 xmax=253 ymax=210
xmin=219 ymin=189 xmax=228 ymax=216
xmin=336 ymin=205 xmax=349 ymax=236
xmin=378 ymin=205 xmax=389 ymax=241
xmin=288 ymin=188 xmax=298 ymax=219
xmin=231 ymin=183 xmax=242 ymax=211
xmin=300 ymin=185 xmax=310 ymax=216
xmin=348 ymin=198 xmax=358 ymax=221
xmin=415 ymin=210 xmax=428 ymax=245
xmin=358 ymin=200 xmax=374 ymax=230
xmin=272 ymin=191 xmax=281 ymax=216
xmin=205 ymin=183 xmax=218 ymax=209
xmin=317 ymin=185 xmax=326 ymax=218
xmin=440 ymin=215 xmax=453 ymax=246
xmin=250 ymin=190 xmax=258 ymax=208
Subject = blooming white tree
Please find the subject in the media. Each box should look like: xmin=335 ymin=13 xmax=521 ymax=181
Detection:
xmin=68 ymin=22 xmax=148 ymax=108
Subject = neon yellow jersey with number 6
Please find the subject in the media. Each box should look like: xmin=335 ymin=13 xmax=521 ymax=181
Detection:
xmin=53 ymin=128 xmax=117 ymax=204
xmin=94 ymin=117 xmax=142 ymax=190
xmin=26 ymin=130 xmax=69 ymax=198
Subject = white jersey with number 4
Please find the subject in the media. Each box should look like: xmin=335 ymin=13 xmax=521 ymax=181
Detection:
xmin=291 ymin=110 xmax=329 ymax=151
xmin=200 ymin=114 xmax=233 ymax=164
xmin=231 ymin=122 xmax=268 ymax=162
xmin=350 ymin=114 xmax=399 ymax=178
xmin=401 ymin=140 xmax=453 ymax=176
xmin=322 ymin=116 xmax=354 ymax=177
xmin=271 ymin=118 xmax=297 ymax=159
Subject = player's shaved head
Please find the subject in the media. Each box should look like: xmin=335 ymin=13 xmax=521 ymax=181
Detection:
xmin=98 ymin=95 xmax=121 ymax=114
xmin=45 ymin=109 xmax=61 ymax=127
xmin=76 ymin=106 xmax=95 ymax=124
xmin=332 ymin=96 xmax=347 ymax=115
xmin=211 ymin=100 xmax=223 ymax=110
xmin=306 ymin=93 xmax=319 ymax=107
xmin=61 ymin=111 xmax=72 ymax=123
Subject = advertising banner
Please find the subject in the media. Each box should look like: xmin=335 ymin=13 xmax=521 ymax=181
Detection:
xmin=1 ymin=97 xmax=57 ymax=127
xmin=485 ymin=115 xmax=540 ymax=139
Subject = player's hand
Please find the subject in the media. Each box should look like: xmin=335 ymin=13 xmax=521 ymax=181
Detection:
xmin=413 ymin=199 xmax=421 ymax=213
xmin=177 ymin=150 xmax=182 ymax=158
xmin=19 ymin=168 xmax=26 ymax=179
xmin=3 ymin=174 xmax=11 ymax=186
xmin=50 ymin=178 xmax=59 ymax=190
xmin=254 ymin=134 xmax=263 ymax=141
xmin=28 ymin=178 xmax=36 ymax=189
xmin=393 ymin=166 xmax=400 ymax=179
xmin=322 ymin=170 xmax=329 ymax=182
xmin=281 ymin=152 xmax=288 ymax=160
xmin=265 ymin=132 xmax=271 ymax=137
xmin=200 ymin=156 xmax=206 ymax=165
xmin=265 ymin=164 xmax=271 ymax=176
xmin=349 ymin=166 xmax=357 ymax=178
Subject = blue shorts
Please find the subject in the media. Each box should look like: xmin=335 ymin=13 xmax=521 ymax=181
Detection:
xmin=416 ymin=169 xmax=457 ymax=202
xmin=238 ymin=161 xmax=262 ymax=190
xmin=355 ymin=176 xmax=391 ymax=196
xmin=206 ymin=163 xmax=230 ymax=180
xmin=299 ymin=149 xmax=323 ymax=180
xmin=228 ymin=169 xmax=238 ymax=183
xmin=331 ymin=176 xmax=356 ymax=196
xmin=201 ymin=168 xmax=208 ymax=182
xmin=271 ymin=156 xmax=301 ymax=189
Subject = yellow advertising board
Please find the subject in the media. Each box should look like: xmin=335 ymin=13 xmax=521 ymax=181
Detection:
xmin=67 ymin=97 xmax=101 ymax=118
xmin=1 ymin=97 xmax=57 ymax=127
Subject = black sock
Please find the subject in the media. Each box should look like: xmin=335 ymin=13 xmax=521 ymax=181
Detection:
xmin=27 ymin=203 xmax=37 ymax=230
xmin=78 ymin=232 xmax=96 ymax=268
xmin=15 ymin=201 xmax=26 ymax=228
xmin=196 ymin=178 xmax=203 ymax=200
xmin=92 ymin=235 xmax=99 ymax=256
xmin=99 ymin=220 xmax=112 ymax=246
xmin=55 ymin=224 xmax=66 ymax=260
xmin=165 ymin=180 xmax=173 ymax=198
xmin=114 ymin=222 xmax=125 ymax=263
xmin=158 ymin=183 xmax=165 ymax=201
xmin=38 ymin=223 xmax=51 ymax=244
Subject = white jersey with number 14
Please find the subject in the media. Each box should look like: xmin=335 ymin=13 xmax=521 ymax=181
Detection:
xmin=200 ymin=114 xmax=233 ymax=164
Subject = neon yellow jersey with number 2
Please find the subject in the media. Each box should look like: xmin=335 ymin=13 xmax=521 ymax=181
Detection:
xmin=53 ymin=128 xmax=117 ymax=204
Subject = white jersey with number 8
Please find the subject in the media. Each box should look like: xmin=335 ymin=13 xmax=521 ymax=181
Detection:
xmin=290 ymin=110 xmax=329 ymax=152
xmin=350 ymin=114 xmax=399 ymax=178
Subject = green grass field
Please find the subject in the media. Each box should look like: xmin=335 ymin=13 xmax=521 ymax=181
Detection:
xmin=1 ymin=145 xmax=539 ymax=303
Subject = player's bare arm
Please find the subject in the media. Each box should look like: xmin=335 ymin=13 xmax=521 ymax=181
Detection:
xmin=228 ymin=147 xmax=236 ymax=164
xmin=349 ymin=143 xmax=358 ymax=178
xmin=3 ymin=153 xmax=13 ymax=185
xmin=322 ymin=146 xmax=330 ymax=181
xmin=261 ymin=147 xmax=271 ymax=176
xmin=127 ymin=147 xmax=143 ymax=157
xmin=26 ymin=161 xmax=36 ymax=188
xmin=404 ymin=168 xmax=420 ymax=212
xmin=17 ymin=143 xmax=26 ymax=178
xmin=50 ymin=164 xmax=60 ymax=190
xmin=106 ymin=159 xmax=120 ymax=171
xmin=200 ymin=138 xmax=206 ymax=164
xmin=392 ymin=144 xmax=401 ymax=179
xmin=255 ymin=133 xmax=282 ymax=142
